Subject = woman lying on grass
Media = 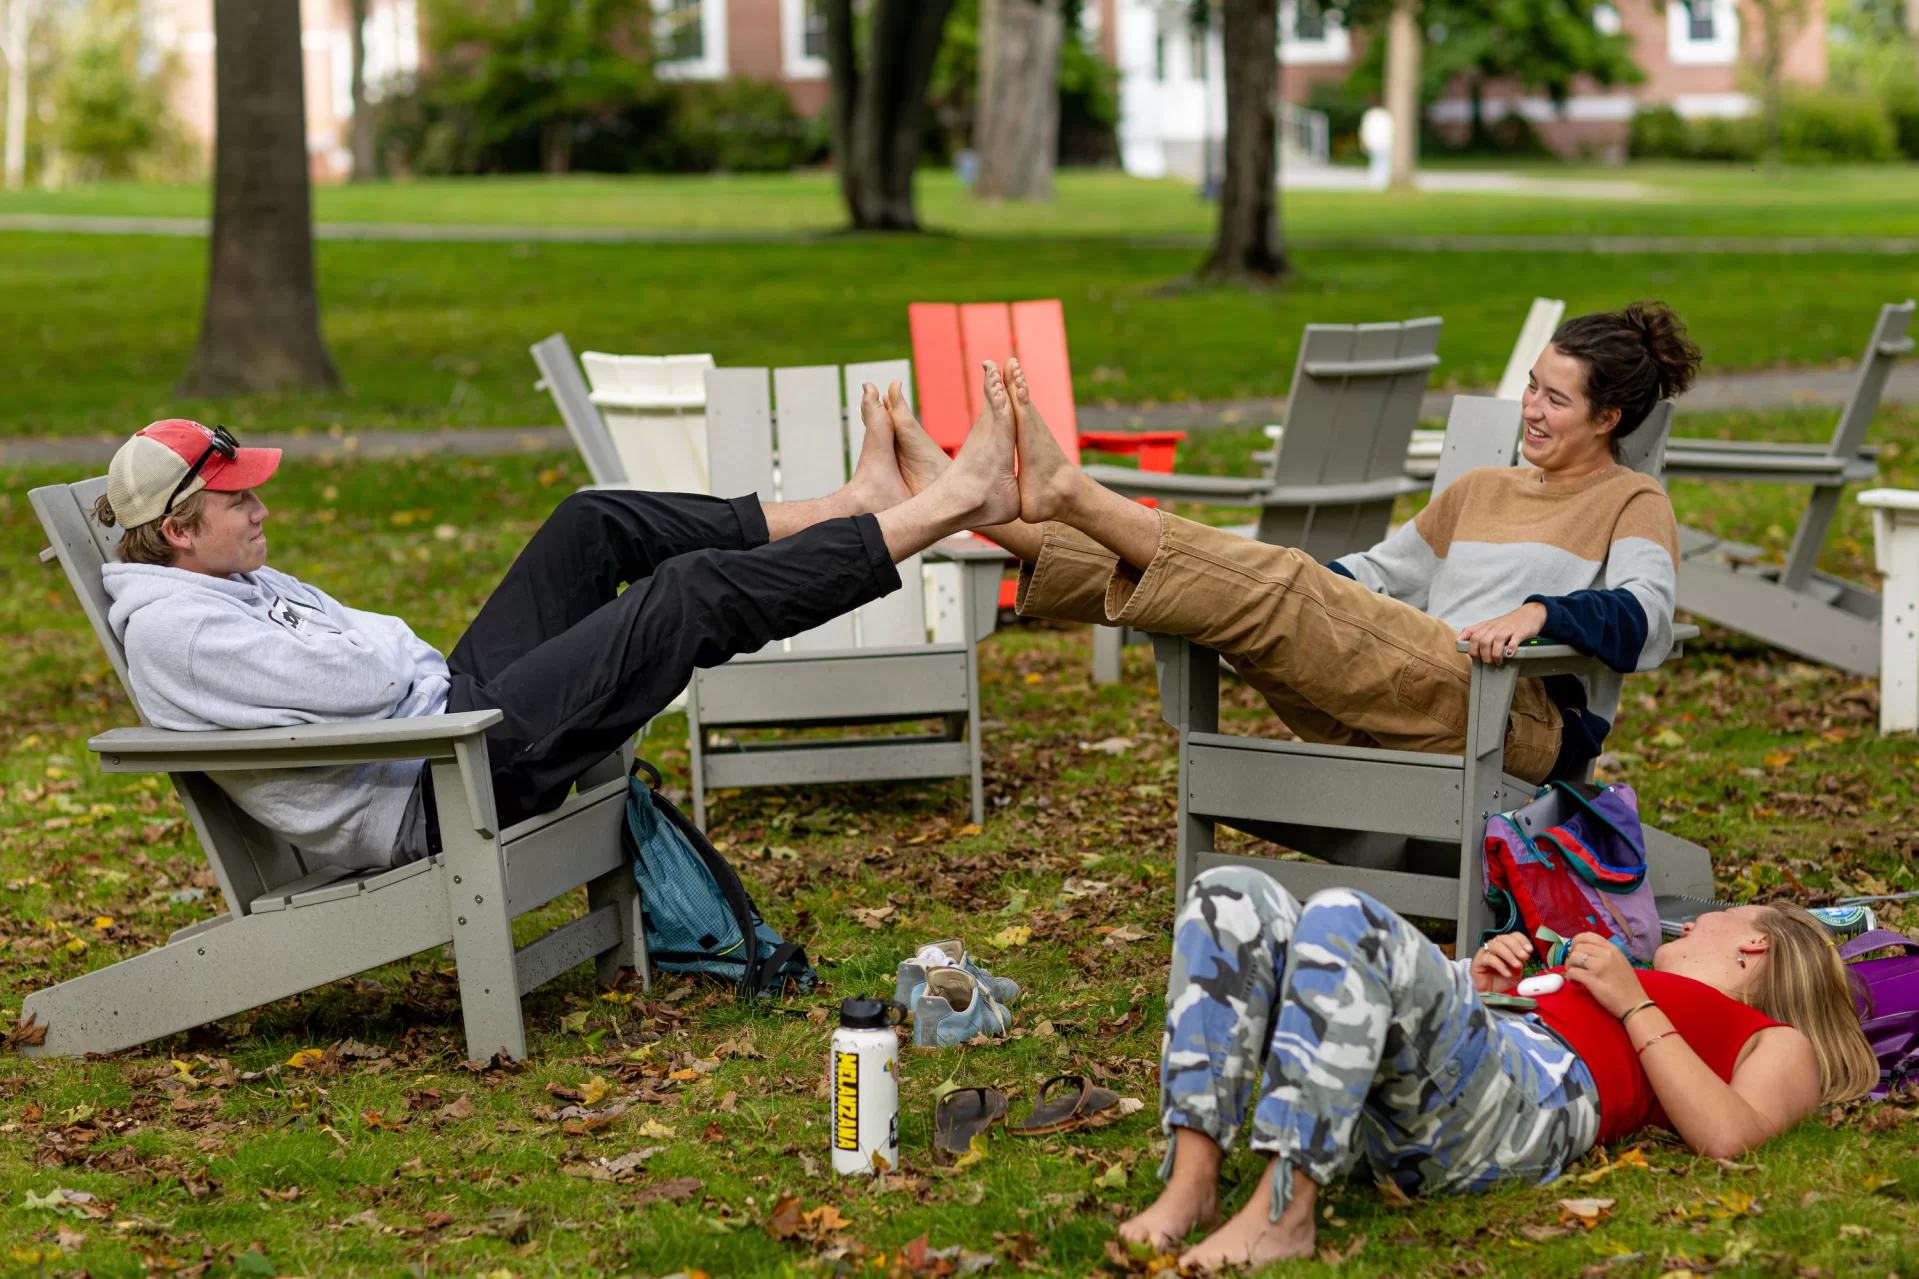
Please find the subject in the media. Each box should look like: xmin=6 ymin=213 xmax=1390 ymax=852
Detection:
xmin=855 ymin=306 xmax=1877 ymax=1270
xmin=1115 ymin=871 xmax=1878 ymax=1268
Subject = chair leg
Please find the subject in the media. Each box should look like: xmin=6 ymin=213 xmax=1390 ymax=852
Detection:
xmin=432 ymin=759 xmax=528 ymax=1063
xmin=586 ymin=861 xmax=649 ymax=991
xmin=964 ymin=644 xmax=986 ymax=827
xmin=1092 ymin=625 xmax=1123 ymax=685
xmin=687 ymin=686 xmax=710 ymax=831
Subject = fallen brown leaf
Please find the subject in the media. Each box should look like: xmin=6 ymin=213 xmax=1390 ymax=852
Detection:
xmin=633 ymin=1176 xmax=703 ymax=1207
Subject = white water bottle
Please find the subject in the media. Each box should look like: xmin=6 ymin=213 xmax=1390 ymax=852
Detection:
xmin=829 ymin=997 xmax=903 ymax=1176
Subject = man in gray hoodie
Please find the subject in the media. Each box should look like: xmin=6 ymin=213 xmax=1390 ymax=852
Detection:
xmin=99 ymin=368 xmax=1024 ymax=871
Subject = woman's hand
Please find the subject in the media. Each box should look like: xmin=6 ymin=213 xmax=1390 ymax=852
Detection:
xmin=1469 ymin=932 xmax=1534 ymax=994
xmin=1561 ymin=933 xmax=1648 ymax=1018
xmin=1458 ymin=601 xmax=1549 ymax=665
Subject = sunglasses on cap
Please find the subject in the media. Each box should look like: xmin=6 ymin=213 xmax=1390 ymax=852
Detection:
xmin=165 ymin=425 xmax=240 ymax=514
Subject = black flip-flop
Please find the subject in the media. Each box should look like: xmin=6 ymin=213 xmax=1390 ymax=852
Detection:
xmin=1006 ymin=1073 xmax=1120 ymax=1136
xmin=933 ymin=1086 xmax=1009 ymax=1165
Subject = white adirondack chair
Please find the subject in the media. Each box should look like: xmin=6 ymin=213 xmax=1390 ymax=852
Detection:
xmin=687 ymin=363 xmax=1010 ymax=828
xmin=579 ymin=350 xmax=716 ymax=493
xmin=24 ymin=478 xmax=647 ymax=1062
xmin=1496 ymin=297 xmax=1567 ymax=400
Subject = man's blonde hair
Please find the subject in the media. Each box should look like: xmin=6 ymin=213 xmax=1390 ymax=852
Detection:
xmin=93 ymin=490 xmax=207 ymax=566
xmin=1751 ymin=903 xmax=1881 ymax=1104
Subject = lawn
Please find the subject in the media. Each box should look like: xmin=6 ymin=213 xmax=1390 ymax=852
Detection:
xmin=4 ymin=166 xmax=1919 ymax=240
xmin=5 ymin=230 xmax=1916 ymax=439
xmin=2 ymin=407 xmax=1919 ymax=1277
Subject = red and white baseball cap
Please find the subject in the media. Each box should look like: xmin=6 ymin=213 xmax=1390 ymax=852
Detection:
xmin=106 ymin=420 xmax=281 ymax=528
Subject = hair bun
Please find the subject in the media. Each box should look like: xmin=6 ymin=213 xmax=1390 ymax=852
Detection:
xmin=1620 ymin=300 xmax=1702 ymax=401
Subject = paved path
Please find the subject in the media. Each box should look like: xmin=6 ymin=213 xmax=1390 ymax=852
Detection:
xmin=4 ymin=363 xmax=1913 ymax=467
xmin=2 ymin=213 xmax=1916 ymax=256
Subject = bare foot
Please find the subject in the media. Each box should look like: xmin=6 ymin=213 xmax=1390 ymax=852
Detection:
xmin=848 ymin=383 xmax=912 ymax=513
xmin=873 ymin=380 xmax=952 ymax=496
xmin=1006 ymin=357 xmax=1080 ymax=525
xmin=1117 ymin=1184 xmax=1221 ymax=1253
xmin=1178 ymin=1167 xmax=1317 ymax=1273
xmin=928 ymin=361 xmax=1022 ymax=528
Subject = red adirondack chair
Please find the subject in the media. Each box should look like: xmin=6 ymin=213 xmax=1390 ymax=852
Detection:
xmin=908 ymin=300 xmax=1185 ymax=606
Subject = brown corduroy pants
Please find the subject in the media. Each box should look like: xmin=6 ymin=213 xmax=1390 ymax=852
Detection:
xmin=1016 ymin=512 xmax=1561 ymax=783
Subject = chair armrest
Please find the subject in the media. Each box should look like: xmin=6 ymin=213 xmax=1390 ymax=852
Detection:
xmin=1257 ymin=476 xmax=1430 ymax=508
xmin=1453 ymin=624 xmax=1698 ymax=677
xmin=91 ymin=710 xmax=505 ymax=773
xmin=1082 ymin=465 xmax=1272 ymax=503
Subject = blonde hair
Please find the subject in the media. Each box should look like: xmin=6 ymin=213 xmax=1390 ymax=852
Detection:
xmin=1751 ymin=903 xmax=1880 ymax=1104
xmin=93 ymin=490 xmax=207 ymax=566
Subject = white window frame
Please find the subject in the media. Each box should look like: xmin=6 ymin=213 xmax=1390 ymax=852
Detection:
xmin=781 ymin=0 xmax=828 ymax=79
xmin=1667 ymin=0 xmax=1738 ymax=66
xmin=654 ymin=0 xmax=728 ymax=81
xmin=1278 ymin=0 xmax=1350 ymax=66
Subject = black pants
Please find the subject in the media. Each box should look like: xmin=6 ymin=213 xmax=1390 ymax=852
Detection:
xmin=396 ymin=490 xmax=899 ymax=859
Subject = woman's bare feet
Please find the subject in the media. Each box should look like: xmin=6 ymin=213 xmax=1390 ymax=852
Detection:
xmin=1178 ymin=1164 xmax=1318 ymax=1273
xmin=847 ymin=382 xmax=912 ymax=514
xmin=862 ymin=380 xmax=952 ymax=496
xmin=1118 ymin=1184 xmax=1222 ymax=1253
xmin=1005 ymin=357 xmax=1083 ymax=525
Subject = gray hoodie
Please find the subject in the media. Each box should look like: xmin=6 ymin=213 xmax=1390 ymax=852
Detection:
xmin=102 ymin=561 xmax=451 ymax=869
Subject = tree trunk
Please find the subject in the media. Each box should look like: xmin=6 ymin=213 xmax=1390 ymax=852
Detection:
xmin=2 ymin=0 xmax=30 ymax=192
xmin=1199 ymin=0 xmax=1285 ymax=282
xmin=825 ymin=0 xmax=956 ymax=230
xmin=974 ymin=0 xmax=1064 ymax=200
xmin=1758 ymin=0 xmax=1785 ymax=163
xmin=1385 ymin=0 xmax=1421 ymax=189
xmin=348 ymin=0 xmax=376 ymax=181
xmin=1909 ymin=0 xmax=1919 ymax=81
xmin=177 ymin=0 xmax=340 ymax=396
xmin=541 ymin=120 xmax=572 ymax=174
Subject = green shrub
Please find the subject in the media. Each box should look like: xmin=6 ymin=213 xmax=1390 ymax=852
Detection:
xmin=1689 ymin=113 xmax=1762 ymax=161
xmin=1779 ymin=89 xmax=1899 ymax=162
xmin=1628 ymin=106 xmax=1692 ymax=159
xmin=1895 ymin=105 xmax=1919 ymax=161
xmin=1307 ymin=80 xmax=1373 ymax=163
xmin=663 ymin=77 xmax=814 ymax=173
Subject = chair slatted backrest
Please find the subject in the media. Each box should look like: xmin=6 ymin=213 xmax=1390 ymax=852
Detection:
xmin=532 ymin=333 xmax=625 ymax=486
xmin=1495 ymin=297 xmax=1566 ymax=401
xmin=581 ymin=350 xmax=716 ymax=496
xmin=1264 ymin=317 xmax=1443 ymax=561
xmin=701 ymin=363 xmax=928 ymax=654
xmin=28 ymin=479 xmax=310 ymax=920
xmin=907 ymin=300 xmax=1080 ymax=462
xmin=1430 ymin=397 xmax=1523 ymax=495
xmin=1780 ymin=300 xmax=1917 ymax=591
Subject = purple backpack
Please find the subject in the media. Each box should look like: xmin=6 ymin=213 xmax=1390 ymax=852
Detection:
xmin=1840 ymin=930 xmax=1919 ymax=1098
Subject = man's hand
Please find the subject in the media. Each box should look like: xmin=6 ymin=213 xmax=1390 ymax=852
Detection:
xmin=1458 ymin=601 xmax=1549 ymax=665
xmin=1562 ymin=932 xmax=1648 ymax=1018
xmin=1469 ymin=932 xmax=1534 ymax=994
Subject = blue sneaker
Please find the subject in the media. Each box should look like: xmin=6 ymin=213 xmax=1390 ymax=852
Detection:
xmin=913 ymin=968 xmax=1015 ymax=1047
xmin=894 ymin=939 xmax=1022 ymax=1010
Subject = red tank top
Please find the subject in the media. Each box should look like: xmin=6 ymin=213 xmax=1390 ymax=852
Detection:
xmin=1531 ymin=970 xmax=1785 ymax=1146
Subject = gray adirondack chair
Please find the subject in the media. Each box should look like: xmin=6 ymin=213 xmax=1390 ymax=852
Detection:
xmin=1150 ymin=395 xmax=1713 ymax=947
xmin=686 ymin=364 xmax=1009 ymax=829
xmin=1085 ymin=318 xmax=1441 ymax=685
xmin=24 ymin=478 xmax=647 ymax=1062
xmin=1666 ymin=300 xmax=1915 ymax=676
xmin=1083 ymin=317 xmax=1441 ymax=556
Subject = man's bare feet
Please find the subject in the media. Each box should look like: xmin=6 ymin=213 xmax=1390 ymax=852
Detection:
xmin=847 ymin=383 xmax=912 ymax=514
xmin=1117 ymin=1184 xmax=1221 ymax=1253
xmin=1005 ymin=357 xmax=1081 ymax=525
xmin=864 ymin=381 xmax=952 ymax=497
xmin=1177 ymin=1165 xmax=1317 ymax=1273
xmin=923 ymin=361 xmax=1021 ymax=528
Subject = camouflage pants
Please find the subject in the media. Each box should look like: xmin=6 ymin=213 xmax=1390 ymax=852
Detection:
xmin=1160 ymin=866 xmax=1600 ymax=1219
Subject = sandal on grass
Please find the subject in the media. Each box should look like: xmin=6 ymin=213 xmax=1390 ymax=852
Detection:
xmin=1006 ymin=1073 xmax=1121 ymax=1137
xmin=933 ymin=1085 xmax=1009 ymax=1165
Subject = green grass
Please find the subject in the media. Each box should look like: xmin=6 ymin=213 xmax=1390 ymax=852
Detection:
xmin=7 ymin=230 xmax=1917 ymax=439
xmin=3 ymin=414 xmax=1919 ymax=1276
xmin=5 ymin=166 xmax=1919 ymax=239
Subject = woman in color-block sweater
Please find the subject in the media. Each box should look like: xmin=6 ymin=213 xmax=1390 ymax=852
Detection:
xmin=943 ymin=302 xmax=1706 ymax=783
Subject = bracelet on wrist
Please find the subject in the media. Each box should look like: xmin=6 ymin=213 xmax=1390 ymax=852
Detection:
xmin=1636 ymin=1030 xmax=1680 ymax=1055
xmin=1618 ymin=998 xmax=1658 ymax=1024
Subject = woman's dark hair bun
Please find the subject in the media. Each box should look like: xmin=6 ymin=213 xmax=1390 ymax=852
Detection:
xmin=1549 ymin=300 xmax=1703 ymax=443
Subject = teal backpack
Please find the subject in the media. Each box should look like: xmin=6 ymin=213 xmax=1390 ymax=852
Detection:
xmin=623 ymin=760 xmax=816 ymax=999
